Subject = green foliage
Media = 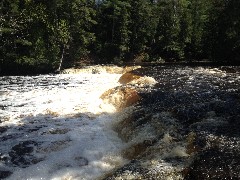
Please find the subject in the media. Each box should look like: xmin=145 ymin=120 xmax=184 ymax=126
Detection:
xmin=154 ymin=0 xmax=184 ymax=60
xmin=205 ymin=0 xmax=240 ymax=63
xmin=0 ymin=0 xmax=96 ymax=74
xmin=94 ymin=0 xmax=131 ymax=62
xmin=129 ymin=0 xmax=158 ymax=56
xmin=1 ymin=0 xmax=240 ymax=74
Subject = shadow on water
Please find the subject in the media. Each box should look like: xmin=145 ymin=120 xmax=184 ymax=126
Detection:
xmin=137 ymin=90 xmax=240 ymax=179
xmin=0 ymin=111 xmax=112 ymax=179
xmin=103 ymin=65 xmax=240 ymax=179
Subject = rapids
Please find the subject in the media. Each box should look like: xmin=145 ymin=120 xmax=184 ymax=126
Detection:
xmin=1 ymin=65 xmax=240 ymax=180
xmin=105 ymin=66 xmax=240 ymax=179
xmin=0 ymin=72 xmax=127 ymax=179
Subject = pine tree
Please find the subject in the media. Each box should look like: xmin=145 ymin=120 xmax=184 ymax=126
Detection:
xmin=154 ymin=0 xmax=184 ymax=61
xmin=95 ymin=0 xmax=131 ymax=63
xmin=205 ymin=0 xmax=240 ymax=63
xmin=129 ymin=0 xmax=158 ymax=59
xmin=187 ymin=0 xmax=210 ymax=60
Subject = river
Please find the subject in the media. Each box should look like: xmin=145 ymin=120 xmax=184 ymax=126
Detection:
xmin=0 ymin=65 xmax=240 ymax=179
xmin=0 ymin=72 xmax=127 ymax=179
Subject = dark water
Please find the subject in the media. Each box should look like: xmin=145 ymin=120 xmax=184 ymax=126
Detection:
xmin=1 ymin=66 xmax=240 ymax=179
xmin=106 ymin=66 xmax=240 ymax=179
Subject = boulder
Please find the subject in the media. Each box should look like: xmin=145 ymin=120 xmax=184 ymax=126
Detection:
xmin=100 ymin=87 xmax=140 ymax=110
xmin=122 ymin=66 xmax=141 ymax=73
xmin=118 ymin=73 xmax=141 ymax=84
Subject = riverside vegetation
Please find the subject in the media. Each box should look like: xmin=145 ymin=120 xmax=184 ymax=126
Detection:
xmin=1 ymin=0 xmax=240 ymax=75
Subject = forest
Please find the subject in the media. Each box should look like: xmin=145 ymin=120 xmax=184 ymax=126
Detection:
xmin=1 ymin=0 xmax=240 ymax=74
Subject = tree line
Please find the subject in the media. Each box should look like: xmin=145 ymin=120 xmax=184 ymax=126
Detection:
xmin=1 ymin=0 xmax=240 ymax=74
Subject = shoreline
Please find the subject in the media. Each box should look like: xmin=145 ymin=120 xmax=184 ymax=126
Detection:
xmin=1 ymin=62 xmax=240 ymax=76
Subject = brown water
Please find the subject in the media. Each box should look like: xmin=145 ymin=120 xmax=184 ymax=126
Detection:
xmin=1 ymin=65 xmax=240 ymax=179
xmin=105 ymin=66 xmax=240 ymax=179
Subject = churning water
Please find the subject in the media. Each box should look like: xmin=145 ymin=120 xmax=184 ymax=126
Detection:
xmin=0 ymin=72 xmax=128 ymax=179
xmin=1 ymin=65 xmax=240 ymax=179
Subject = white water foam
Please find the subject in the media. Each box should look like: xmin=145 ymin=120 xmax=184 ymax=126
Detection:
xmin=0 ymin=73 xmax=128 ymax=180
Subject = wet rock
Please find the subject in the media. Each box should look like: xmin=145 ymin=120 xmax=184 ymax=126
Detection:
xmin=123 ymin=140 xmax=156 ymax=160
xmin=48 ymin=128 xmax=70 ymax=134
xmin=106 ymin=65 xmax=240 ymax=180
xmin=115 ymin=110 xmax=153 ymax=141
xmin=118 ymin=72 xmax=141 ymax=84
xmin=9 ymin=141 xmax=41 ymax=167
xmin=0 ymin=126 xmax=8 ymax=133
xmin=186 ymin=132 xmax=206 ymax=155
xmin=37 ymin=140 xmax=70 ymax=153
xmin=75 ymin=156 xmax=88 ymax=166
xmin=0 ymin=170 xmax=12 ymax=179
xmin=100 ymin=87 xmax=140 ymax=110
xmin=17 ymin=125 xmax=43 ymax=133
xmin=103 ymin=160 xmax=148 ymax=180
xmin=103 ymin=159 xmax=184 ymax=180
xmin=0 ymin=134 xmax=23 ymax=141
xmin=227 ymin=115 xmax=240 ymax=137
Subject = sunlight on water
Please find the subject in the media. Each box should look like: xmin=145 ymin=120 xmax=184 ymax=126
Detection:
xmin=1 ymin=65 xmax=240 ymax=179
xmin=0 ymin=73 xmax=128 ymax=180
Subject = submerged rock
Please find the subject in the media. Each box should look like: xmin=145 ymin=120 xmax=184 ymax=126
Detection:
xmin=0 ymin=170 xmax=12 ymax=179
xmin=100 ymin=87 xmax=140 ymax=110
xmin=0 ymin=126 xmax=8 ymax=133
xmin=118 ymin=73 xmax=141 ymax=84
xmin=9 ymin=141 xmax=42 ymax=168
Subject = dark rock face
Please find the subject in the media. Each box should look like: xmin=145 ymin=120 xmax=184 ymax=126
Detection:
xmin=219 ymin=66 xmax=237 ymax=73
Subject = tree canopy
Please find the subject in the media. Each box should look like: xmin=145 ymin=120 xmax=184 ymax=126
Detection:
xmin=1 ymin=0 xmax=239 ymax=74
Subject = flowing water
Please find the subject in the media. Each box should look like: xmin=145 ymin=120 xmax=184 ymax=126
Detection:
xmin=0 ymin=72 xmax=127 ymax=180
xmin=105 ymin=66 xmax=240 ymax=179
xmin=1 ymin=65 xmax=240 ymax=179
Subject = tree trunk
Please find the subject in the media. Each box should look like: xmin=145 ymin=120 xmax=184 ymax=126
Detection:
xmin=57 ymin=45 xmax=65 ymax=72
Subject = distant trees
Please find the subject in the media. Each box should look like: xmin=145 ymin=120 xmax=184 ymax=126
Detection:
xmin=0 ymin=0 xmax=96 ymax=74
xmin=94 ymin=0 xmax=132 ymax=63
xmin=1 ymin=0 xmax=240 ymax=74
xmin=205 ymin=0 xmax=240 ymax=63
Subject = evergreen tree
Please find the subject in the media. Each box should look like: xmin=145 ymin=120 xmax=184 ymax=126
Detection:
xmin=205 ymin=0 xmax=240 ymax=63
xmin=129 ymin=0 xmax=158 ymax=60
xmin=0 ymin=0 xmax=32 ymax=72
xmin=95 ymin=0 xmax=131 ymax=63
xmin=154 ymin=0 xmax=184 ymax=61
xmin=187 ymin=0 xmax=209 ymax=60
xmin=1 ymin=0 xmax=240 ymax=74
